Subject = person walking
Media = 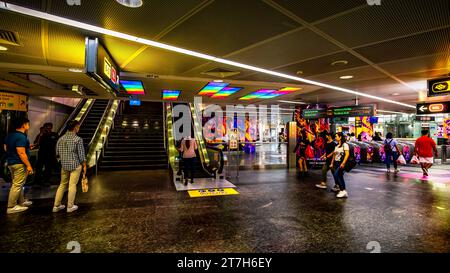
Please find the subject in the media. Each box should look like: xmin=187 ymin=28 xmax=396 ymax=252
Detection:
xmin=293 ymin=133 xmax=308 ymax=177
xmin=180 ymin=136 xmax=197 ymax=186
xmin=384 ymin=132 xmax=403 ymax=173
xmin=4 ymin=117 xmax=34 ymax=214
xmin=316 ymin=132 xmax=339 ymax=191
xmin=34 ymin=122 xmax=59 ymax=186
xmin=52 ymin=120 xmax=86 ymax=213
xmin=330 ymin=132 xmax=350 ymax=198
xmin=414 ymin=129 xmax=438 ymax=177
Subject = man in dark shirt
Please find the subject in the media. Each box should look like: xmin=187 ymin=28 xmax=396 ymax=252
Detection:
xmin=316 ymin=132 xmax=339 ymax=191
xmin=34 ymin=122 xmax=59 ymax=185
xmin=4 ymin=117 xmax=34 ymax=214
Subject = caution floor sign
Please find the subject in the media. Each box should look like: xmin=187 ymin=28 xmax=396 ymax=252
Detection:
xmin=188 ymin=188 xmax=239 ymax=198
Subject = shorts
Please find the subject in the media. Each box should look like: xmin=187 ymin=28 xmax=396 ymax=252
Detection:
xmin=419 ymin=157 xmax=434 ymax=164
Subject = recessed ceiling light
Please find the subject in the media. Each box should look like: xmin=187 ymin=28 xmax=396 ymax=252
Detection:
xmin=391 ymin=92 xmax=400 ymax=96
xmin=339 ymin=75 xmax=354 ymax=80
xmin=68 ymin=68 xmax=83 ymax=73
xmin=0 ymin=46 xmax=8 ymax=51
xmin=331 ymin=60 xmax=348 ymax=66
xmin=116 ymin=0 xmax=143 ymax=8
xmin=296 ymin=70 xmax=303 ymax=75
xmin=213 ymin=80 xmax=223 ymax=83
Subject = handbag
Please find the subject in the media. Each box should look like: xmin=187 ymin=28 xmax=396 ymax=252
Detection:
xmin=396 ymin=154 xmax=406 ymax=165
xmin=81 ymin=176 xmax=89 ymax=193
xmin=410 ymin=155 xmax=420 ymax=165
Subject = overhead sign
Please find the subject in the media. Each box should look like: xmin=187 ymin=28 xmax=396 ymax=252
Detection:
xmin=417 ymin=102 xmax=450 ymax=115
xmin=428 ymin=77 xmax=450 ymax=97
xmin=129 ymin=100 xmax=141 ymax=106
xmin=85 ymin=37 xmax=121 ymax=93
xmin=328 ymin=105 xmax=375 ymax=117
xmin=188 ymin=188 xmax=239 ymax=198
xmin=302 ymin=109 xmax=327 ymax=119
xmin=416 ymin=116 xmax=435 ymax=121
xmin=0 ymin=92 xmax=28 ymax=111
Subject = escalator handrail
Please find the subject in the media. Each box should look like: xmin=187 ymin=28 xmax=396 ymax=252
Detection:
xmin=88 ymin=99 xmax=113 ymax=150
xmin=58 ymin=98 xmax=87 ymax=136
xmin=79 ymin=99 xmax=96 ymax=127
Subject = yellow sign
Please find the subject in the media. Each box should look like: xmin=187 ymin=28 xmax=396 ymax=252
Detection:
xmin=188 ymin=188 xmax=239 ymax=198
xmin=103 ymin=57 xmax=112 ymax=79
xmin=432 ymin=80 xmax=450 ymax=93
xmin=0 ymin=92 xmax=28 ymax=111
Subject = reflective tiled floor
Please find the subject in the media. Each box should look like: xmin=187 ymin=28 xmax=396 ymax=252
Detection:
xmin=0 ymin=164 xmax=449 ymax=253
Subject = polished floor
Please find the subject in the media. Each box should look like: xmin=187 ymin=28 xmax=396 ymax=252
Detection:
xmin=0 ymin=164 xmax=449 ymax=253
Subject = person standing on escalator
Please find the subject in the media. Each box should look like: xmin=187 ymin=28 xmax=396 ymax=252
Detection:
xmin=180 ymin=136 xmax=198 ymax=186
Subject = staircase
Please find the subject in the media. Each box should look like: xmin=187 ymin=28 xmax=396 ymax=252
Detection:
xmin=99 ymin=102 xmax=167 ymax=171
xmin=78 ymin=99 xmax=109 ymax=151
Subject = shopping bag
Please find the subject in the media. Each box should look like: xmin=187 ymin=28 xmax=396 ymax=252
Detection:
xmin=81 ymin=176 xmax=89 ymax=193
xmin=396 ymin=155 xmax=406 ymax=165
xmin=410 ymin=155 xmax=420 ymax=165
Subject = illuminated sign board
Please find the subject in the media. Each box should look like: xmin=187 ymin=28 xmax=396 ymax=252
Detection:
xmin=85 ymin=37 xmax=121 ymax=93
xmin=0 ymin=92 xmax=28 ymax=112
xmin=327 ymin=105 xmax=375 ymax=117
xmin=301 ymin=105 xmax=375 ymax=119
xmin=417 ymin=102 xmax=450 ymax=115
xmin=428 ymin=77 xmax=450 ymax=97
xmin=129 ymin=100 xmax=141 ymax=106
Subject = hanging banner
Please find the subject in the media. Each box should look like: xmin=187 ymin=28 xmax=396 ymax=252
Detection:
xmin=443 ymin=118 xmax=450 ymax=139
xmin=0 ymin=92 xmax=28 ymax=111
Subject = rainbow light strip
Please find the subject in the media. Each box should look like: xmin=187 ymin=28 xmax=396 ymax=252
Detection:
xmin=162 ymin=90 xmax=181 ymax=101
xmin=211 ymin=87 xmax=242 ymax=98
xmin=239 ymin=87 xmax=300 ymax=100
xmin=198 ymin=82 xmax=229 ymax=96
xmin=120 ymin=80 xmax=145 ymax=95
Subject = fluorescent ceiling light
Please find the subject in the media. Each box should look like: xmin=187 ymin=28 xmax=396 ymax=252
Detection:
xmin=339 ymin=75 xmax=354 ymax=80
xmin=0 ymin=2 xmax=416 ymax=109
xmin=116 ymin=0 xmax=143 ymax=8
xmin=277 ymin=100 xmax=307 ymax=104
xmin=0 ymin=45 xmax=8 ymax=51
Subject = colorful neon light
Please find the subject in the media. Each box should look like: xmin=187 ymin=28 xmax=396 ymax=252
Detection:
xmin=120 ymin=80 xmax=145 ymax=95
xmin=198 ymin=82 xmax=229 ymax=96
xmin=162 ymin=90 xmax=181 ymax=101
xmin=211 ymin=87 xmax=242 ymax=98
xmin=239 ymin=87 xmax=301 ymax=100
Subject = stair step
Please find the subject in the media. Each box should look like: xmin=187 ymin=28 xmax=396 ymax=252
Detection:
xmin=99 ymin=165 xmax=167 ymax=171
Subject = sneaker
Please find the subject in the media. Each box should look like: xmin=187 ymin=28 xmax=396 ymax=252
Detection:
xmin=7 ymin=205 xmax=28 ymax=214
xmin=336 ymin=190 xmax=348 ymax=198
xmin=21 ymin=200 xmax=33 ymax=206
xmin=67 ymin=205 xmax=78 ymax=213
xmin=52 ymin=205 xmax=66 ymax=213
xmin=386 ymin=169 xmax=391 ymax=173
xmin=331 ymin=185 xmax=340 ymax=192
xmin=190 ymin=179 xmax=194 ymax=184
xmin=315 ymin=182 xmax=327 ymax=189
xmin=394 ymin=169 xmax=400 ymax=174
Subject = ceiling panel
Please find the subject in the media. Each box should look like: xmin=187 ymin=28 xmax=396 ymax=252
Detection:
xmin=378 ymin=53 xmax=450 ymax=76
xmin=47 ymin=23 xmax=86 ymax=67
xmin=307 ymin=65 xmax=386 ymax=85
xmin=0 ymin=11 xmax=43 ymax=59
xmin=159 ymin=0 xmax=301 ymax=56
xmin=124 ymin=46 xmax=206 ymax=75
xmin=354 ymin=27 xmax=450 ymax=64
xmin=316 ymin=0 xmax=450 ymax=47
xmin=274 ymin=0 xmax=366 ymax=23
xmin=227 ymin=29 xmax=341 ymax=68
xmin=276 ymin=51 xmax=367 ymax=77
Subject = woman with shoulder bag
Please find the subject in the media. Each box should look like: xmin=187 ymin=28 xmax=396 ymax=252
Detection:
xmin=330 ymin=132 xmax=350 ymax=198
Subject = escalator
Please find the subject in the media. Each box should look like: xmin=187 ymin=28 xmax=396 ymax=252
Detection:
xmin=168 ymin=102 xmax=224 ymax=181
xmin=77 ymin=99 xmax=109 ymax=151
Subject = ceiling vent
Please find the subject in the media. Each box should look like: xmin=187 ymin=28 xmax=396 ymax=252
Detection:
xmin=201 ymin=67 xmax=240 ymax=78
xmin=0 ymin=30 xmax=21 ymax=46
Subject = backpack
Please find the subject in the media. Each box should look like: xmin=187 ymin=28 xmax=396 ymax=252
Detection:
xmin=384 ymin=139 xmax=393 ymax=154
xmin=344 ymin=144 xmax=357 ymax=172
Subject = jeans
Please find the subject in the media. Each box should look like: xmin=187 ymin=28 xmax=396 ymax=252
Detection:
xmin=321 ymin=162 xmax=331 ymax=182
xmin=53 ymin=165 xmax=82 ymax=208
xmin=183 ymin=157 xmax=195 ymax=181
xmin=385 ymin=151 xmax=399 ymax=170
xmin=332 ymin=161 xmax=346 ymax=191
xmin=7 ymin=164 xmax=28 ymax=208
